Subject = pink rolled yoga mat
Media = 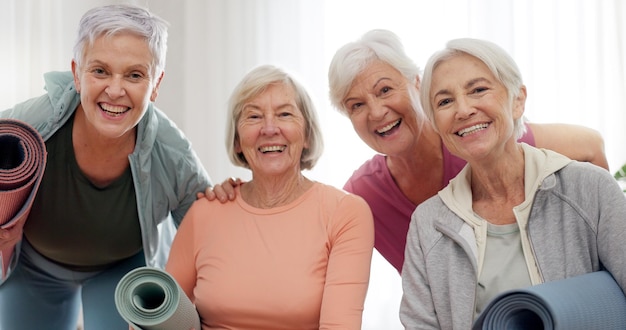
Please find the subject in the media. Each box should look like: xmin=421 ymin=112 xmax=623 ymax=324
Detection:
xmin=0 ymin=119 xmax=47 ymax=279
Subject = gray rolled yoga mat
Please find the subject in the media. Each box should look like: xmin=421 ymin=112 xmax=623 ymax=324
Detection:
xmin=115 ymin=266 xmax=201 ymax=330
xmin=473 ymin=271 xmax=626 ymax=330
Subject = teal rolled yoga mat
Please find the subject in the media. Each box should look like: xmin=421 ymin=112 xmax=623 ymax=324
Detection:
xmin=115 ymin=266 xmax=201 ymax=330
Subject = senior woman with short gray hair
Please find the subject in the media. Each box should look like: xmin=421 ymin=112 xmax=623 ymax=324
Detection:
xmin=0 ymin=4 xmax=213 ymax=330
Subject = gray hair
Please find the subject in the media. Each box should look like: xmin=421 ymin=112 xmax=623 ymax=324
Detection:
xmin=73 ymin=4 xmax=169 ymax=77
xmin=328 ymin=29 xmax=422 ymax=116
xmin=420 ymin=38 xmax=526 ymax=139
xmin=226 ymin=65 xmax=324 ymax=170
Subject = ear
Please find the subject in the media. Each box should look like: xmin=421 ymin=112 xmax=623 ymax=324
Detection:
xmin=234 ymin=139 xmax=247 ymax=163
xmin=512 ymin=85 xmax=527 ymax=120
xmin=150 ymin=71 xmax=165 ymax=102
xmin=234 ymin=138 xmax=242 ymax=154
xmin=71 ymin=59 xmax=81 ymax=93
xmin=304 ymin=129 xmax=310 ymax=149
xmin=414 ymin=75 xmax=421 ymax=91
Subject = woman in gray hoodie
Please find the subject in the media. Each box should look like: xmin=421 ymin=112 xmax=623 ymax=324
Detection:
xmin=400 ymin=38 xmax=626 ymax=329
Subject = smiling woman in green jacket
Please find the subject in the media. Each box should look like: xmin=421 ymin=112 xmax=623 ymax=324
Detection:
xmin=0 ymin=5 xmax=212 ymax=330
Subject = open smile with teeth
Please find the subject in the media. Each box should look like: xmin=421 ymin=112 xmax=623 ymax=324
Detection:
xmin=376 ymin=119 xmax=401 ymax=136
xmin=100 ymin=103 xmax=131 ymax=117
xmin=456 ymin=123 xmax=489 ymax=137
xmin=259 ymin=145 xmax=286 ymax=153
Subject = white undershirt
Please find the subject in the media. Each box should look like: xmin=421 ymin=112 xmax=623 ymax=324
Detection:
xmin=475 ymin=222 xmax=532 ymax=317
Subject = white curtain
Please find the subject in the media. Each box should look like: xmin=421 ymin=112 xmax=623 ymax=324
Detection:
xmin=1 ymin=1 xmax=625 ymax=329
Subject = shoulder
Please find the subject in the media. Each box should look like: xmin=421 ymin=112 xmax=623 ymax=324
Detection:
xmin=2 ymin=71 xmax=77 ymax=134
xmin=554 ymin=161 xmax=618 ymax=195
xmin=311 ymin=182 xmax=372 ymax=216
xmin=316 ymin=182 xmax=367 ymax=204
xmin=142 ymin=106 xmax=206 ymax=172
xmin=43 ymin=71 xmax=75 ymax=98
xmin=149 ymin=106 xmax=194 ymax=151
xmin=558 ymin=161 xmax=613 ymax=182
xmin=541 ymin=161 xmax=620 ymax=203
xmin=411 ymin=194 xmax=463 ymax=238
xmin=413 ymin=195 xmax=449 ymax=223
xmin=137 ymin=107 xmax=211 ymax=216
xmin=344 ymin=154 xmax=394 ymax=192
xmin=345 ymin=154 xmax=386 ymax=183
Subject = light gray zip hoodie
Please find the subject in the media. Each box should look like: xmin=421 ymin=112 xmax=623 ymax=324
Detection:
xmin=400 ymin=144 xmax=626 ymax=329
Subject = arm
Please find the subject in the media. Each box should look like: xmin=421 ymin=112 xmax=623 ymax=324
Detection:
xmin=528 ymin=123 xmax=609 ymax=170
xmin=320 ymin=194 xmax=374 ymax=329
xmin=165 ymin=202 xmax=200 ymax=301
xmin=595 ymin=168 xmax=626 ymax=291
xmin=399 ymin=215 xmax=440 ymax=329
xmin=168 ymin=152 xmax=212 ymax=226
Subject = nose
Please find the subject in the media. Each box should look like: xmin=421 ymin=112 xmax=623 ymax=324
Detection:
xmin=368 ymin=98 xmax=388 ymax=120
xmin=454 ymin=96 xmax=476 ymax=119
xmin=260 ymin=116 xmax=280 ymax=135
xmin=105 ymin=76 xmax=127 ymax=98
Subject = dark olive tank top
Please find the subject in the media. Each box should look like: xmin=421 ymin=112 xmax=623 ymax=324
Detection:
xmin=24 ymin=113 xmax=142 ymax=271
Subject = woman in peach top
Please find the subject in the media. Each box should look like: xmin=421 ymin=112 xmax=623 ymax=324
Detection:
xmin=166 ymin=65 xmax=374 ymax=329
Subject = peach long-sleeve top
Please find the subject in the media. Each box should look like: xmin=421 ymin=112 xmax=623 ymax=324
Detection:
xmin=166 ymin=182 xmax=374 ymax=330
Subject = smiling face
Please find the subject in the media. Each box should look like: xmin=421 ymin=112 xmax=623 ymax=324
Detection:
xmin=429 ymin=53 xmax=525 ymax=161
xmin=235 ymin=83 xmax=308 ymax=178
xmin=342 ymin=60 xmax=422 ymax=157
xmin=71 ymin=33 xmax=162 ymax=140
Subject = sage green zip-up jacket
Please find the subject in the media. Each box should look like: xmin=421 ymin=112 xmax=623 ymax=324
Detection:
xmin=0 ymin=71 xmax=212 ymax=282
xmin=400 ymin=144 xmax=626 ymax=329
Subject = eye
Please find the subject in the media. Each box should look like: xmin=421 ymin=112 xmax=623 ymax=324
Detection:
xmin=241 ymin=109 xmax=261 ymax=120
xmin=350 ymin=102 xmax=363 ymax=111
xmin=436 ymin=98 xmax=453 ymax=108
xmin=279 ymin=111 xmax=293 ymax=117
xmin=380 ymin=86 xmax=391 ymax=94
xmin=91 ymin=67 xmax=107 ymax=75
xmin=472 ymin=86 xmax=489 ymax=94
xmin=128 ymin=72 xmax=145 ymax=80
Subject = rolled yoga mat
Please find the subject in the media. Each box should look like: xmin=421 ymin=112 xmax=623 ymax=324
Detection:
xmin=115 ymin=266 xmax=201 ymax=330
xmin=473 ymin=271 xmax=626 ymax=330
xmin=0 ymin=118 xmax=47 ymax=279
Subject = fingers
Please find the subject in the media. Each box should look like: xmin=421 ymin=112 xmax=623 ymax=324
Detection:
xmin=228 ymin=177 xmax=242 ymax=186
xmin=0 ymin=226 xmax=23 ymax=250
xmin=212 ymin=184 xmax=231 ymax=203
xmin=199 ymin=184 xmax=229 ymax=203
xmin=199 ymin=177 xmax=243 ymax=203
xmin=199 ymin=185 xmax=217 ymax=201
